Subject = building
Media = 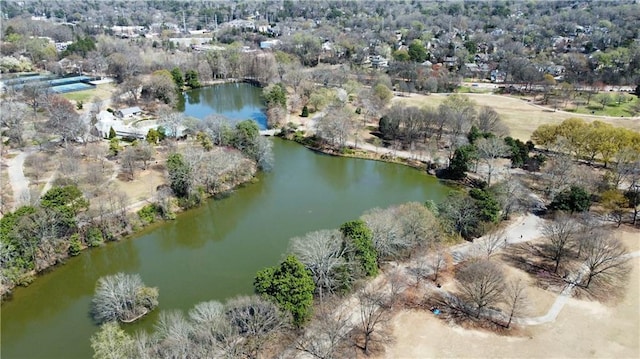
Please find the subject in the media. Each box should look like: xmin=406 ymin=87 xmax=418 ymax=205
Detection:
xmin=117 ymin=106 xmax=143 ymax=119
xmin=260 ymin=40 xmax=281 ymax=49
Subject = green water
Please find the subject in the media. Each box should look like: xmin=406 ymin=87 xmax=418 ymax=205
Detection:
xmin=177 ymin=82 xmax=268 ymax=129
xmin=1 ymin=86 xmax=451 ymax=359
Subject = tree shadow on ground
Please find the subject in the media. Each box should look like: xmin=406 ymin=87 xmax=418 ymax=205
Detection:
xmin=500 ymin=244 xmax=567 ymax=293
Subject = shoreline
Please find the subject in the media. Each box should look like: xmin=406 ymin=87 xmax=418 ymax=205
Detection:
xmin=0 ymin=160 xmax=258 ymax=302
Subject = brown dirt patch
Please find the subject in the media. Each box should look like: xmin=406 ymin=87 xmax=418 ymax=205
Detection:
xmin=113 ymin=165 xmax=166 ymax=204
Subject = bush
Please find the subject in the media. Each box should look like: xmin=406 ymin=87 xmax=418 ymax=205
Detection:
xmin=138 ymin=204 xmax=161 ymax=224
xmin=550 ymin=186 xmax=591 ymax=213
xmin=68 ymin=234 xmax=82 ymax=256
xmin=85 ymin=226 xmax=104 ymax=247
xmin=301 ymin=105 xmax=309 ymax=117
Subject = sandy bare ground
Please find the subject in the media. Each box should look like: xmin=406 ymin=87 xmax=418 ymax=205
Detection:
xmin=383 ymin=229 xmax=640 ymax=359
xmin=397 ymin=93 xmax=640 ymax=141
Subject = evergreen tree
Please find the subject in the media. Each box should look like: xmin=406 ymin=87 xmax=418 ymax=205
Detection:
xmin=254 ymin=255 xmax=315 ymax=326
xmin=550 ymin=186 xmax=591 ymax=213
xmin=340 ymin=220 xmax=378 ymax=277
xmin=170 ymin=67 xmax=184 ymax=89
xmin=166 ymin=153 xmax=191 ymax=198
xmin=447 ymin=144 xmax=477 ymax=180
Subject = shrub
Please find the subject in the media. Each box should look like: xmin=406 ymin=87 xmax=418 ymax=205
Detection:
xmin=85 ymin=226 xmax=104 ymax=247
xmin=301 ymin=105 xmax=309 ymax=117
xmin=137 ymin=204 xmax=160 ymax=224
xmin=68 ymin=234 xmax=82 ymax=256
xmin=550 ymin=186 xmax=591 ymax=213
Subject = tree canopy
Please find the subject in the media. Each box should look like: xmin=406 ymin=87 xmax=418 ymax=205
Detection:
xmin=254 ymin=255 xmax=315 ymax=326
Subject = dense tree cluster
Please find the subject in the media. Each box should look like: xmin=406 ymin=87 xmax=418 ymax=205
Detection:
xmin=532 ymin=118 xmax=640 ymax=167
xmin=91 ymin=295 xmax=290 ymax=358
xmin=0 ymin=185 xmax=89 ymax=288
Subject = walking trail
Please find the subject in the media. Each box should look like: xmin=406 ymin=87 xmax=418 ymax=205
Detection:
xmin=6 ymin=149 xmax=33 ymax=210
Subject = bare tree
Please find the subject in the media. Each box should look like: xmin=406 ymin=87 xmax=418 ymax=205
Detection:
xmin=45 ymin=95 xmax=86 ymax=145
xmin=290 ymin=229 xmax=346 ymax=300
xmin=476 ymin=106 xmax=508 ymax=137
xmin=542 ymin=213 xmax=578 ymax=274
xmin=134 ymin=141 xmax=155 ymax=170
xmin=361 ymin=207 xmax=404 ymax=261
xmin=188 ymin=300 xmax=241 ymax=358
xmin=543 ymin=154 xmax=576 ymax=198
xmin=581 ymin=230 xmax=630 ymax=288
xmin=456 ymin=259 xmax=505 ymax=317
xmin=396 ymin=202 xmax=441 ymax=250
xmin=200 ymin=114 xmax=232 ymax=146
xmin=120 ymin=145 xmax=138 ymax=181
xmin=503 ymin=279 xmax=529 ymax=328
xmin=21 ymin=81 xmax=49 ymax=116
xmin=473 ymin=229 xmax=506 ymax=260
xmin=355 ymin=287 xmax=392 ymax=355
xmin=491 ymin=173 xmax=528 ymax=220
xmin=295 ymin=304 xmax=353 ymax=359
xmin=431 ymin=247 xmax=448 ymax=283
xmin=159 ymin=110 xmax=185 ymax=139
xmin=15 ymin=207 xmax=68 ymax=271
xmin=91 ymin=272 xmax=159 ymax=324
xmin=316 ymin=104 xmax=355 ymax=149
xmin=0 ymin=100 xmax=28 ymax=147
xmin=438 ymin=94 xmax=477 ymax=140
xmin=225 ymin=295 xmax=290 ymax=358
xmin=410 ymin=255 xmax=430 ymax=287
xmin=153 ymin=310 xmax=193 ymax=359
xmin=475 ymin=137 xmax=510 ymax=185
xmin=253 ymin=136 xmax=274 ymax=171
xmin=132 ymin=330 xmax=157 ymax=359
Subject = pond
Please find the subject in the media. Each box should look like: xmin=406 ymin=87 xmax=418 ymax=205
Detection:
xmin=177 ymin=82 xmax=268 ymax=129
xmin=1 ymin=85 xmax=451 ymax=359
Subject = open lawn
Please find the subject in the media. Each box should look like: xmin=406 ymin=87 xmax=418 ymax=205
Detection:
xmin=565 ymin=96 xmax=639 ymax=117
xmin=61 ymin=83 xmax=116 ymax=104
xmin=397 ymin=93 xmax=640 ymax=141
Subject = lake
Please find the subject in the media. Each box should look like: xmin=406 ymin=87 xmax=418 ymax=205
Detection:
xmin=1 ymin=84 xmax=450 ymax=358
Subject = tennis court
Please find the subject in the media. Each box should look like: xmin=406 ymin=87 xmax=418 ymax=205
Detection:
xmin=1 ymin=74 xmax=97 ymax=93
xmin=51 ymin=82 xmax=95 ymax=93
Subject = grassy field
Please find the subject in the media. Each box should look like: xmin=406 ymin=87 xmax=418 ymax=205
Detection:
xmin=396 ymin=93 xmax=640 ymax=141
xmin=565 ymin=95 xmax=639 ymax=117
xmin=61 ymin=83 xmax=116 ymax=104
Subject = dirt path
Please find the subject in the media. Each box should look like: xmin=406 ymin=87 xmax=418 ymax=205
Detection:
xmin=6 ymin=149 xmax=33 ymax=209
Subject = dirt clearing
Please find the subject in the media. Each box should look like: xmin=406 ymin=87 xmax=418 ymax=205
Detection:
xmin=382 ymin=229 xmax=640 ymax=359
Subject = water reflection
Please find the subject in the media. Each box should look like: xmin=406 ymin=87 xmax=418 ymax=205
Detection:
xmin=180 ymin=83 xmax=267 ymax=129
